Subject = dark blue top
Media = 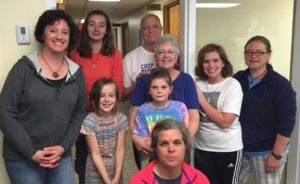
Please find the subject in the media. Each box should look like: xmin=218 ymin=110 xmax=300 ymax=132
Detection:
xmin=130 ymin=71 xmax=199 ymax=109
xmin=233 ymin=64 xmax=297 ymax=152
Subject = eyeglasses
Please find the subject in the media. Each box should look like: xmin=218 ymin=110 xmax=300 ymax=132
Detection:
xmin=244 ymin=51 xmax=268 ymax=57
xmin=156 ymin=50 xmax=178 ymax=57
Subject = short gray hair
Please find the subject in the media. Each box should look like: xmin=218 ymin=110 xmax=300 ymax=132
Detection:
xmin=154 ymin=34 xmax=179 ymax=54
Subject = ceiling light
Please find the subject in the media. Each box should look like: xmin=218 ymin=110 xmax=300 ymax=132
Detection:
xmin=88 ymin=0 xmax=121 ymax=2
xmin=196 ymin=3 xmax=240 ymax=8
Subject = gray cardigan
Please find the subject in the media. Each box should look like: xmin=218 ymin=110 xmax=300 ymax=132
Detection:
xmin=0 ymin=53 xmax=86 ymax=160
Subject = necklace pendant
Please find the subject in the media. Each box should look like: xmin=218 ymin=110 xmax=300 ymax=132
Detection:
xmin=52 ymin=72 xmax=59 ymax=78
xmin=40 ymin=52 xmax=64 ymax=79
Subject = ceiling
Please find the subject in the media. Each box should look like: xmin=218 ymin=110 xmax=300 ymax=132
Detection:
xmin=64 ymin=0 xmax=154 ymax=24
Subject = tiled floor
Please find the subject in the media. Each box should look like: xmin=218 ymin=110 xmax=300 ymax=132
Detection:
xmin=119 ymin=102 xmax=139 ymax=183
xmin=122 ymin=130 xmax=138 ymax=183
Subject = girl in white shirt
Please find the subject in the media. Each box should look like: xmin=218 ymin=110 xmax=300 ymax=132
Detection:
xmin=194 ymin=43 xmax=243 ymax=184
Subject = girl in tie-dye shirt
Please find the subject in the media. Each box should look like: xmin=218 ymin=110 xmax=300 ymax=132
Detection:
xmin=132 ymin=70 xmax=189 ymax=167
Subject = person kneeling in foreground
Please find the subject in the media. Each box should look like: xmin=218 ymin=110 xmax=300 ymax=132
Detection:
xmin=129 ymin=119 xmax=209 ymax=184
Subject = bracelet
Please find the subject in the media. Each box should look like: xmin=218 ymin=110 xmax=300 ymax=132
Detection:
xmin=271 ymin=151 xmax=282 ymax=160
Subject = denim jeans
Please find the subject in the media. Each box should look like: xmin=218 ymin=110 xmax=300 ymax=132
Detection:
xmin=5 ymin=156 xmax=75 ymax=184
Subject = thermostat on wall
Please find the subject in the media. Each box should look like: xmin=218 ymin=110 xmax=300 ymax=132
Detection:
xmin=16 ymin=24 xmax=30 ymax=44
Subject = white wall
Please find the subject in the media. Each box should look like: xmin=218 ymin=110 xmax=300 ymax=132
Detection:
xmin=195 ymin=0 xmax=293 ymax=78
xmin=0 ymin=0 xmax=50 ymax=182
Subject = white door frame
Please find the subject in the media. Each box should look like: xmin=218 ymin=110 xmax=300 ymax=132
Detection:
xmin=287 ymin=0 xmax=300 ymax=183
xmin=179 ymin=0 xmax=196 ymax=78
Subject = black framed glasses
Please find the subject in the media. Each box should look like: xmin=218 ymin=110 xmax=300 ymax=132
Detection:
xmin=244 ymin=51 xmax=268 ymax=57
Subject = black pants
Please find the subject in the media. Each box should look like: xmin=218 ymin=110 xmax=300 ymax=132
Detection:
xmin=75 ymin=134 xmax=88 ymax=184
xmin=194 ymin=148 xmax=243 ymax=184
xmin=132 ymin=143 xmax=141 ymax=170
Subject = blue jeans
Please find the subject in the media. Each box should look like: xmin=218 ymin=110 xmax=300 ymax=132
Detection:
xmin=5 ymin=156 xmax=75 ymax=184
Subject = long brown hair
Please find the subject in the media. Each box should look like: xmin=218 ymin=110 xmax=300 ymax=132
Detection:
xmin=77 ymin=9 xmax=115 ymax=57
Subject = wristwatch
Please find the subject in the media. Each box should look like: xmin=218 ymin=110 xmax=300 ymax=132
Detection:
xmin=271 ymin=151 xmax=282 ymax=160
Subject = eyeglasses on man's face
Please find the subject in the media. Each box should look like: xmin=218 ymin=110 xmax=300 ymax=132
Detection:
xmin=156 ymin=49 xmax=178 ymax=57
xmin=244 ymin=50 xmax=268 ymax=57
